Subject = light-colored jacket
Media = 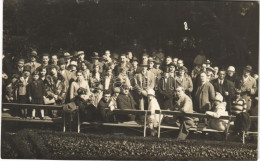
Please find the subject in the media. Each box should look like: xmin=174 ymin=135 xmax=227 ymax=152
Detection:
xmin=148 ymin=97 xmax=162 ymax=128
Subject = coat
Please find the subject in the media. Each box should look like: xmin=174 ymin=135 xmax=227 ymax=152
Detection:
xmin=25 ymin=62 xmax=41 ymax=73
xmin=147 ymin=97 xmax=161 ymax=128
xmin=174 ymin=93 xmax=193 ymax=113
xmin=28 ymin=79 xmax=45 ymax=99
xmin=157 ymin=77 xmax=176 ymax=110
xmin=59 ymin=69 xmax=76 ymax=90
xmin=176 ymin=75 xmax=193 ymax=96
xmin=97 ymin=98 xmax=114 ymax=122
xmin=235 ymin=75 xmax=257 ymax=97
xmin=134 ymin=71 xmax=155 ymax=92
xmin=116 ymin=93 xmax=137 ymax=110
xmin=194 ymin=82 xmax=215 ymax=113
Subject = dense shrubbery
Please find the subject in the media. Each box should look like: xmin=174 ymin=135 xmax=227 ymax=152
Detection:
xmin=2 ymin=129 xmax=256 ymax=160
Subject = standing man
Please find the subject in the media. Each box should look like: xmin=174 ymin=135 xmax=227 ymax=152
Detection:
xmin=114 ymin=54 xmax=132 ymax=76
xmin=211 ymin=69 xmax=235 ymax=112
xmin=37 ymin=53 xmax=51 ymax=74
xmin=89 ymin=52 xmax=103 ymax=73
xmin=194 ymin=72 xmax=215 ymax=113
xmin=235 ymin=65 xmax=257 ymax=110
xmin=25 ymin=50 xmax=41 ymax=73
xmin=51 ymin=54 xmax=59 ymax=65
xmin=226 ymin=66 xmax=237 ymax=84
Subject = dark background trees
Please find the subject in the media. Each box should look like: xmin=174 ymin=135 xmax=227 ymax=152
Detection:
xmin=3 ymin=0 xmax=259 ymax=71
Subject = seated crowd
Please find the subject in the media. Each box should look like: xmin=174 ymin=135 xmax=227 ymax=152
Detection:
xmin=2 ymin=50 xmax=258 ymax=139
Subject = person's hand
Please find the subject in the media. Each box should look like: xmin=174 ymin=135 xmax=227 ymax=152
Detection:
xmin=110 ymin=105 xmax=115 ymax=111
xmin=29 ymin=96 xmax=32 ymax=102
xmin=53 ymin=95 xmax=58 ymax=100
xmin=2 ymin=73 xmax=8 ymax=79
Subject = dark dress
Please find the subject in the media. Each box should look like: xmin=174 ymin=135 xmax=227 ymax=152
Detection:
xmin=28 ymin=80 xmax=45 ymax=104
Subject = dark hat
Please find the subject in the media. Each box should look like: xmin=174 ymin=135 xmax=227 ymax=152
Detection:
xmin=244 ymin=65 xmax=252 ymax=73
xmin=49 ymin=64 xmax=59 ymax=70
xmin=154 ymin=58 xmax=161 ymax=64
xmin=74 ymin=51 xmax=84 ymax=57
xmin=179 ymin=66 xmax=188 ymax=72
xmin=132 ymin=57 xmax=138 ymax=62
xmin=12 ymin=74 xmax=20 ymax=79
xmin=29 ymin=50 xmax=38 ymax=58
xmin=42 ymin=53 xmax=50 ymax=57
xmin=24 ymin=65 xmax=31 ymax=73
xmin=169 ymin=62 xmax=176 ymax=67
xmin=92 ymin=52 xmax=100 ymax=59
xmin=58 ymin=58 xmax=66 ymax=65
xmin=77 ymin=87 xmax=87 ymax=95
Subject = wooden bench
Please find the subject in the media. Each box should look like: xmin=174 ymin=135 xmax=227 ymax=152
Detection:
xmin=2 ymin=103 xmax=66 ymax=132
xmin=155 ymin=110 xmax=236 ymax=139
xmin=77 ymin=108 xmax=151 ymax=137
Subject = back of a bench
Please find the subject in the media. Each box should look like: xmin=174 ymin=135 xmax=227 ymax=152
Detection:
xmin=155 ymin=110 xmax=236 ymax=120
xmin=112 ymin=109 xmax=151 ymax=115
xmin=2 ymin=103 xmax=63 ymax=110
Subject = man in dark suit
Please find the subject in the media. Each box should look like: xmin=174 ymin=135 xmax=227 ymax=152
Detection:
xmin=157 ymin=72 xmax=177 ymax=110
xmin=97 ymin=90 xmax=114 ymax=122
xmin=211 ymin=69 xmax=235 ymax=112
xmin=116 ymin=85 xmax=137 ymax=122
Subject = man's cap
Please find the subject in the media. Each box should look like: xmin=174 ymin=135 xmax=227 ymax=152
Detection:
xmin=58 ymin=58 xmax=66 ymax=65
xmin=227 ymin=66 xmax=235 ymax=72
xmin=74 ymin=51 xmax=84 ymax=57
xmin=132 ymin=57 xmax=138 ymax=62
xmin=92 ymin=52 xmax=100 ymax=59
xmin=244 ymin=65 xmax=252 ymax=73
xmin=64 ymin=52 xmax=72 ymax=58
xmin=29 ymin=50 xmax=38 ymax=58
xmin=113 ymin=87 xmax=121 ymax=93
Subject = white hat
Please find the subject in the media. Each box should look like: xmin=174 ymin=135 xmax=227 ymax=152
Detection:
xmin=227 ymin=66 xmax=235 ymax=72
xmin=70 ymin=61 xmax=78 ymax=67
xmin=147 ymin=89 xmax=156 ymax=97
xmin=214 ymin=92 xmax=223 ymax=102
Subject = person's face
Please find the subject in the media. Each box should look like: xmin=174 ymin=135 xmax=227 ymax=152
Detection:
xmin=149 ymin=62 xmax=154 ymax=68
xmin=218 ymin=71 xmax=226 ymax=80
xmin=207 ymin=70 xmax=213 ymax=76
xmin=177 ymin=60 xmax=183 ymax=67
xmin=60 ymin=64 xmax=66 ymax=70
xmin=122 ymin=89 xmax=129 ymax=95
xmin=179 ymin=69 xmax=185 ymax=76
xmin=94 ymin=66 xmax=99 ymax=72
xmin=142 ymin=67 xmax=147 ymax=73
xmin=24 ymin=71 xmax=30 ymax=77
xmin=81 ymin=63 xmax=87 ymax=70
xmin=105 ymin=51 xmax=110 ymax=57
xmin=142 ymin=56 xmax=148 ymax=62
xmin=128 ymin=52 xmax=133 ymax=59
xmin=40 ymin=69 xmax=47 ymax=76
xmin=173 ymin=58 xmax=178 ymax=65
xmin=30 ymin=56 xmax=36 ymax=62
xmin=33 ymin=75 xmax=39 ymax=80
xmin=200 ymin=73 xmax=208 ymax=83
xmin=18 ymin=61 xmax=24 ymax=68
xmin=166 ymin=58 xmax=172 ymax=64
xmin=77 ymin=72 xmax=83 ymax=81
xmin=227 ymin=70 xmax=234 ymax=77
xmin=169 ymin=66 xmax=175 ymax=72
xmin=164 ymin=73 xmax=169 ymax=78
xmin=103 ymin=94 xmax=111 ymax=102
xmin=243 ymin=70 xmax=250 ymax=77
xmin=51 ymin=68 xmax=57 ymax=75
xmin=12 ymin=78 xmax=18 ymax=83
xmin=214 ymin=67 xmax=219 ymax=73
xmin=42 ymin=56 xmax=49 ymax=64
xmin=176 ymin=87 xmax=184 ymax=97
xmin=51 ymin=56 xmax=58 ymax=64
xmin=71 ymin=66 xmax=77 ymax=73
xmin=121 ymin=56 xmax=126 ymax=63
xmin=79 ymin=54 xmax=84 ymax=60
xmin=132 ymin=61 xmax=138 ymax=67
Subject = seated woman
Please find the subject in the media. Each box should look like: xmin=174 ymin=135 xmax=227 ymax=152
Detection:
xmin=74 ymin=87 xmax=97 ymax=122
xmin=70 ymin=70 xmax=90 ymax=101
xmin=206 ymin=92 xmax=229 ymax=131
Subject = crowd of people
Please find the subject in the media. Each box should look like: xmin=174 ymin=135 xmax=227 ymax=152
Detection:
xmin=2 ymin=49 xmax=258 ymax=140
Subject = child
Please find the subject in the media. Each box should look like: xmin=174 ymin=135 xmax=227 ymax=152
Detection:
xmin=5 ymin=74 xmax=19 ymax=103
xmin=17 ymin=66 xmax=32 ymax=118
xmin=231 ymin=89 xmax=247 ymax=115
xmin=28 ymin=71 xmax=46 ymax=119
xmin=206 ymin=92 xmax=229 ymax=131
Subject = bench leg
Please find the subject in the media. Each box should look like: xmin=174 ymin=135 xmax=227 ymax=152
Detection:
xmin=77 ymin=110 xmax=80 ymax=133
xmin=144 ymin=112 xmax=147 ymax=137
xmin=158 ymin=112 xmax=161 ymax=138
xmin=63 ymin=111 xmax=66 ymax=132
xmin=242 ymin=131 xmax=245 ymax=144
